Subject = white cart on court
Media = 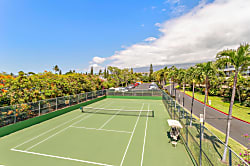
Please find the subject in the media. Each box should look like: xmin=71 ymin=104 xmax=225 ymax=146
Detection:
xmin=167 ymin=119 xmax=183 ymax=147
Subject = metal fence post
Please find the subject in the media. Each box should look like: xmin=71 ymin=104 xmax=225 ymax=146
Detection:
xmin=186 ymin=111 xmax=188 ymax=145
xmin=56 ymin=97 xmax=58 ymax=110
xmin=14 ymin=105 xmax=17 ymax=124
xmin=77 ymin=94 xmax=79 ymax=103
xmin=200 ymin=122 xmax=202 ymax=166
xmin=39 ymin=101 xmax=41 ymax=116
xmin=170 ymin=99 xmax=172 ymax=118
xmin=199 ymin=114 xmax=204 ymax=166
xmin=229 ymin=149 xmax=232 ymax=166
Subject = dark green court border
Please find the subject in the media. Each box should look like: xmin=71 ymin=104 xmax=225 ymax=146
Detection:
xmin=106 ymin=95 xmax=162 ymax=100
xmin=0 ymin=96 xmax=106 ymax=138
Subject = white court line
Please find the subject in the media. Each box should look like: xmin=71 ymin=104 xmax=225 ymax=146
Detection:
xmin=98 ymin=107 xmax=124 ymax=130
xmin=25 ymin=113 xmax=96 ymax=151
xmin=119 ymin=103 xmax=144 ymax=166
xmin=70 ymin=126 xmax=132 ymax=134
xmin=24 ymin=101 xmax=113 ymax=151
xmin=11 ymin=148 xmax=113 ymax=166
xmin=140 ymin=104 xmax=150 ymax=166
xmin=12 ymin=100 xmax=110 ymax=149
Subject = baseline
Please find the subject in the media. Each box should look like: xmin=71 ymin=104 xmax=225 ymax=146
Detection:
xmin=11 ymin=148 xmax=113 ymax=166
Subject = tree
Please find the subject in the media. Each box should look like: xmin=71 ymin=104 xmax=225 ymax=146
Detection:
xmin=149 ymin=64 xmax=153 ymax=81
xmin=18 ymin=71 xmax=25 ymax=77
xmin=28 ymin=72 xmax=35 ymax=76
xmin=107 ymin=70 xmax=109 ymax=78
xmin=216 ymin=43 xmax=250 ymax=162
xmin=59 ymin=70 xmax=62 ymax=75
xmin=99 ymin=69 xmax=102 ymax=76
xmin=186 ymin=66 xmax=199 ymax=126
xmin=53 ymin=65 xmax=60 ymax=74
xmin=104 ymin=68 xmax=107 ymax=78
xmin=196 ymin=62 xmax=218 ymax=132
xmin=131 ymin=68 xmax=134 ymax=74
xmin=177 ymin=69 xmax=187 ymax=106
xmin=90 ymin=66 xmax=94 ymax=75
xmin=167 ymin=66 xmax=177 ymax=96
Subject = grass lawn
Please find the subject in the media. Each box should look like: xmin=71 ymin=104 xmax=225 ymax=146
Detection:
xmin=184 ymin=90 xmax=250 ymax=122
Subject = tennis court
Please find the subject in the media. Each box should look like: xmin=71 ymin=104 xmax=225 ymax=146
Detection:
xmin=0 ymin=98 xmax=192 ymax=166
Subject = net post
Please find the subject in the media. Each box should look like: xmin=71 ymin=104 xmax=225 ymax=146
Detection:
xmin=92 ymin=92 xmax=93 ymax=99
xmin=152 ymin=110 xmax=154 ymax=117
xmin=77 ymin=94 xmax=79 ymax=104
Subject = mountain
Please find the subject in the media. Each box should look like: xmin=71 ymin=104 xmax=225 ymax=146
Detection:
xmin=133 ymin=63 xmax=198 ymax=73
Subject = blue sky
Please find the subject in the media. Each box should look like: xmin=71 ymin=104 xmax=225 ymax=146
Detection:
xmin=0 ymin=0 xmax=203 ymax=74
xmin=1 ymin=0 xmax=249 ymax=74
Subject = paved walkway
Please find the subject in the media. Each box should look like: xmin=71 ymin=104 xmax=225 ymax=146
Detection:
xmin=166 ymin=86 xmax=250 ymax=148
xmin=134 ymin=83 xmax=159 ymax=90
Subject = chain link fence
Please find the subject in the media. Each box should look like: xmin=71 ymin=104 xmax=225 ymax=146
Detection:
xmin=162 ymin=90 xmax=249 ymax=166
xmin=0 ymin=89 xmax=107 ymax=128
xmin=106 ymin=89 xmax=162 ymax=96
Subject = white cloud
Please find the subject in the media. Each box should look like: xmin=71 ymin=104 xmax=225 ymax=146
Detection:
xmin=162 ymin=9 xmax=167 ymax=12
xmin=92 ymin=56 xmax=106 ymax=64
xmin=141 ymin=24 xmax=145 ymax=27
xmin=155 ymin=22 xmax=161 ymax=27
xmin=171 ymin=5 xmax=186 ymax=16
xmin=144 ymin=37 xmax=157 ymax=42
xmin=164 ymin=0 xmax=180 ymax=5
xmin=105 ymin=0 xmax=250 ymax=68
xmin=151 ymin=6 xmax=156 ymax=10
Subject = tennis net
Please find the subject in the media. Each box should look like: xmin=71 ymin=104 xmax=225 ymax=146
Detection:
xmin=80 ymin=107 xmax=154 ymax=117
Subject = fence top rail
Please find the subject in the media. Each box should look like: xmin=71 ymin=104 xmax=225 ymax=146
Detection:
xmin=0 ymin=89 xmax=107 ymax=110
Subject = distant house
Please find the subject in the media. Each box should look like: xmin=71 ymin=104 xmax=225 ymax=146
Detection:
xmin=221 ymin=65 xmax=250 ymax=78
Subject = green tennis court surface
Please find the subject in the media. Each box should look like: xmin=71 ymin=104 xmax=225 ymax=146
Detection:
xmin=0 ymin=98 xmax=192 ymax=166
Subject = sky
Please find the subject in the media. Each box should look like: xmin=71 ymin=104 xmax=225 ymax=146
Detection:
xmin=1 ymin=0 xmax=250 ymax=74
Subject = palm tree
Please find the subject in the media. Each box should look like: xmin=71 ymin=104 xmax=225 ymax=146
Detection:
xmin=187 ymin=66 xmax=198 ymax=126
xmin=53 ymin=65 xmax=60 ymax=74
xmin=168 ymin=66 xmax=177 ymax=96
xmin=196 ymin=62 xmax=218 ymax=132
xmin=216 ymin=43 xmax=250 ymax=162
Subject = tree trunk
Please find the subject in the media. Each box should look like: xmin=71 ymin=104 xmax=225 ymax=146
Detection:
xmin=237 ymin=88 xmax=241 ymax=103
xmin=222 ymin=71 xmax=238 ymax=162
xmin=202 ymin=77 xmax=208 ymax=139
xmin=190 ymin=81 xmax=195 ymax=126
